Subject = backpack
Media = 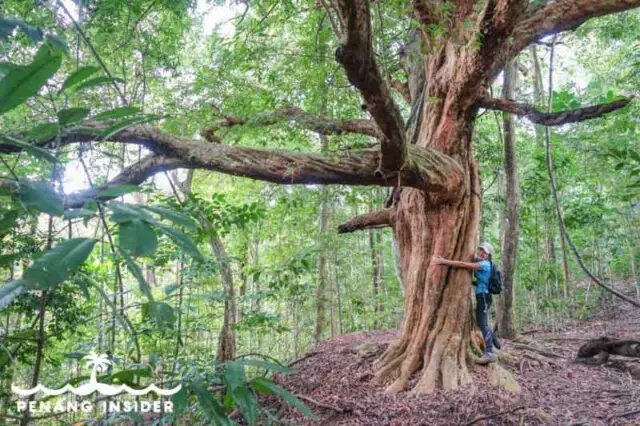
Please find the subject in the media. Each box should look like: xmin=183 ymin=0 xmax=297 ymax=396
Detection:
xmin=488 ymin=261 xmax=503 ymax=295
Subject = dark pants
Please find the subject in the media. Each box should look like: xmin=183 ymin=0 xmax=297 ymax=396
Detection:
xmin=475 ymin=293 xmax=494 ymax=355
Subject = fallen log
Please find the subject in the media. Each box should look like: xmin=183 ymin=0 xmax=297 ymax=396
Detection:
xmin=577 ymin=337 xmax=640 ymax=359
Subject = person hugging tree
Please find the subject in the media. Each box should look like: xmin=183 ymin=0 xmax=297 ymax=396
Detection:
xmin=432 ymin=242 xmax=497 ymax=365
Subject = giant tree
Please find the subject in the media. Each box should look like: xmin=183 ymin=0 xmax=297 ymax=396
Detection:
xmin=2 ymin=0 xmax=638 ymax=394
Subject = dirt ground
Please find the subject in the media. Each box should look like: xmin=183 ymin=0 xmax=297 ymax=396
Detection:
xmin=276 ymin=283 xmax=640 ymax=425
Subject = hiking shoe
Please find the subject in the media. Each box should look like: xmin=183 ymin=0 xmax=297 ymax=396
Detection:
xmin=475 ymin=353 xmax=498 ymax=365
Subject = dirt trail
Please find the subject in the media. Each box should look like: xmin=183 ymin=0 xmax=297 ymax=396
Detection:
xmin=276 ymin=281 xmax=640 ymax=425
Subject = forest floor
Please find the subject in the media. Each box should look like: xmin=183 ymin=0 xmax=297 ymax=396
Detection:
xmin=276 ymin=281 xmax=640 ymax=425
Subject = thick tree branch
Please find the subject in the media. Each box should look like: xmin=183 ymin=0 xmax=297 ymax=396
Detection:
xmin=210 ymin=107 xmax=383 ymax=138
xmin=337 ymin=208 xmax=394 ymax=233
xmin=478 ymin=97 xmax=633 ymax=126
xmin=511 ymin=0 xmax=640 ymax=58
xmin=64 ymin=155 xmax=187 ymax=208
xmin=1 ymin=124 xmax=461 ymax=205
xmin=335 ymin=0 xmax=406 ymax=172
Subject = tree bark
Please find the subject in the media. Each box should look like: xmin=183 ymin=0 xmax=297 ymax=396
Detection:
xmin=211 ymin=234 xmax=237 ymax=362
xmin=498 ymin=59 xmax=520 ymax=340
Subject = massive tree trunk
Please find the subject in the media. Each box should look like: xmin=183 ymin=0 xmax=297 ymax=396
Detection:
xmin=373 ymin=96 xmax=481 ymax=393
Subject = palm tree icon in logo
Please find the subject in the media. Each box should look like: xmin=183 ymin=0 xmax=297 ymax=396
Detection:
xmin=83 ymin=352 xmax=111 ymax=384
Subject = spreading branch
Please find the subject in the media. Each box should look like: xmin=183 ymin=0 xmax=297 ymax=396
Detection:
xmin=64 ymin=155 xmax=186 ymax=208
xmin=337 ymin=208 xmax=394 ymax=233
xmin=2 ymin=123 xmax=464 ymax=203
xmin=210 ymin=107 xmax=383 ymax=138
xmin=478 ymin=97 xmax=633 ymax=126
xmin=511 ymin=0 xmax=640 ymax=59
xmin=335 ymin=0 xmax=406 ymax=172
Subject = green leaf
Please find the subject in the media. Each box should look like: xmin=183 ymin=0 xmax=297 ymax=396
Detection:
xmin=251 ymin=378 xmax=315 ymax=419
xmin=27 ymin=123 xmax=59 ymax=143
xmin=46 ymin=34 xmax=68 ymax=54
xmin=140 ymin=205 xmax=197 ymax=231
xmin=0 ymin=280 xmax=25 ymax=310
xmin=60 ymin=66 xmax=100 ymax=93
xmin=74 ymin=277 xmax=91 ymax=300
xmin=0 ymin=253 xmax=22 ymax=268
xmin=172 ymin=386 xmax=188 ymax=415
xmin=0 ymin=62 xmax=18 ymax=76
xmin=119 ymin=219 xmax=157 ymax=257
xmin=20 ymin=181 xmax=64 ymax=216
xmin=96 ymin=184 xmax=140 ymax=199
xmin=143 ymin=301 xmax=176 ymax=328
xmin=111 ymin=367 xmax=152 ymax=383
xmin=72 ymin=76 xmax=122 ymax=93
xmin=0 ymin=41 xmax=61 ymax=115
xmin=23 ymin=238 xmax=96 ymax=289
xmin=224 ymin=361 xmax=245 ymax=392
xmin=232 ymin=386 xmax=258 ymax=426
xmin=0 ymin=18 xmax=43 ymax=43
xmin=94 ymin=106 xmax=140 ymax=121
xmin=99 ymin=115 xmax=162 ymax=141
xmin=236 ymin=358 xmax=293 ymax=373
xmin=57 ymin=107 xmax=90 ymax=126
xmin=2 ymin=135 xmax=58 ymax=163
xmin=121 ymin=250 xmax=154 ymax=302
xmin=107 ymin=201 xmax=150 ymax=223
xmin=63 ymin=208 xmax=96 ymax=219
xmin=155 ymin=223 xmax=202 ymax=259
xmin=191 ymin=384 xmax=232 ymax=426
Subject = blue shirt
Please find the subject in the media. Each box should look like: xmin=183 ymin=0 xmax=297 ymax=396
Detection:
xmin=474 ymin=260 xmax=491 ymax=294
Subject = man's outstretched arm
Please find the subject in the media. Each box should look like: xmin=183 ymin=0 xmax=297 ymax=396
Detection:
xmin=432 ymin=255 xmax=483 ymax=271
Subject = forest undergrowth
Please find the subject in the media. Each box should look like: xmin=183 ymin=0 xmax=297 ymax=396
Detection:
xmin=274 ymin=280 xmax=640 ymax=426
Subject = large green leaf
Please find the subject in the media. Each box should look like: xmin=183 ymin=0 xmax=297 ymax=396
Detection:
xmin=121 ymin=250 xmax=154 ymax=302
xmin=20 ymin=181 xmax=64 ymax=216
xmin=191 ymin=384 xmax=233 ymax=426
xmin=72 ymin=76 xmax=123 ymax=93
xmin=140 ymin=205 xmax=197 ymax=231
xmin=107 ymin=201 xmax=150 ymax=223
xmin=23 ymin=238 xmax=96 ymax=289
xmin=59 ymin=66 xmax=100 ymax=93
xmin=94 ymin=106 xmax=140 ymax=121
xmin=143 ymin=301 xmax=176 ymax=328
xmin=232 ymin=386 xmax=258 ymax=426
xmin=63 ymin=208 xmax=96 ymax=219
xmin=224 ymin=362 xmax=245 ymax=392
xmin=2 ymin=135 xmax=58 ymax=163
xmin=0 ymin=42 xmax=62 ymax=115
xmin=27 ymin=123 xmax=59 ymax=143
xmin=119 ymin=219 xmax=157 ymax=257
xmin=251 ymin=377 xmax=315 ymax=419
xmin=155 ymin=223 xmax=202 ymax=259
xmin=0 ymin=279 xmax=25 ymax=310
xmin=57 ymin=107 xmax=90 ymax=126
xmin=0 ymin=18 xmax=43 ymax=43
xmin=171 ymin=386 xmax=188 ymax=415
